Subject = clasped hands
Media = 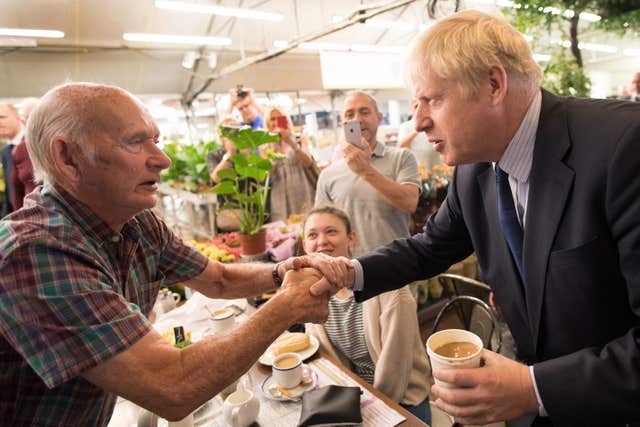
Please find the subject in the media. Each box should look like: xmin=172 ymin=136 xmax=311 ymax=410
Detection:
xmin=279 ymin=252 xmax=354 ymax=296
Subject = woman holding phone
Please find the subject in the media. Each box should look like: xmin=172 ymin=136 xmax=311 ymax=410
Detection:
xmin=264 ymin=106 xmax=318 ymax=222
xmin=303 ymin=206 xmax=432 ymax=425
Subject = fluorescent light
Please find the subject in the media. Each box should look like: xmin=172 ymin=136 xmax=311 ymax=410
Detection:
xmin=155 ymin=0 xmax=283 ymax=22
xmin=533 ymin=53 xmax=551 ymax=62
xmin=624 ymin=48 xmax=640 ymax=56
xmin=579 ymin=42 xmax=617 ymax=53
xmin=123 ymin=33 xmax=231 ymax=46
xmin=0 ymin=28 xmax=64 ymax=38
xmin=579 ymin=12 xmax=601 ymax=22
xmin=0 ymin=37 xmax=37 ymax=47
xmin=554 ymin=39 xmax=617 ymax=53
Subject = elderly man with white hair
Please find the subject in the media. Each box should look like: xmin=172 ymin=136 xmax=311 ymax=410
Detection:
xmin=0 ymin=82 xmax=346 ymax=426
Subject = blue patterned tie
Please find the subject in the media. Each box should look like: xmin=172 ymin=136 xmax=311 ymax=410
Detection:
xmin=495 ymin=165 xmax=524 ymax=280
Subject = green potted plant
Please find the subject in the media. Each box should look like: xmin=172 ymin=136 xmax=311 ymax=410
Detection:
xmin=211 ymin=126 xmax=280 ymax=255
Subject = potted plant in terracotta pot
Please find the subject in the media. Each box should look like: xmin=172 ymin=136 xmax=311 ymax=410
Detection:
xmin=211 ymin=126 xmax=280 ymax=255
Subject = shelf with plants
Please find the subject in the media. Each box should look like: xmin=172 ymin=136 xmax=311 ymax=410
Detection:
xmin=155 ymin=137 xmax=220 ymax=240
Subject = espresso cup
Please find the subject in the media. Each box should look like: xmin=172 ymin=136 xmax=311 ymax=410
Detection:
xmin=272 ymin=352 xmax=303 ymax=389
xmin=209 ymin=307 xmax=236 ymax=334
xmin=426 ymin=329 xmax=483 ymax=386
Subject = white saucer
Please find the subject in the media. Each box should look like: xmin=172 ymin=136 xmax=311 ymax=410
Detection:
xmin=259 ymin=334 xmax=320 ymax=366
xmin=260 ymin=365 xmax=318 ymax=401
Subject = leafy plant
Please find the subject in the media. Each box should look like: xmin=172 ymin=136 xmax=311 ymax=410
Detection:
xmin=161 ymin=138 xmax=219 ymax=192
xmin=542 ymin=49 xmax=592 ymax=97
xmin=211 ymin=127 xmax=280 ymax=235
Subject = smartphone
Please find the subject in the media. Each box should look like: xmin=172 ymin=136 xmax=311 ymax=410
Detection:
xmin=276 ymin=115 xmax=288 ymax=129
xmin=344 ymin=120 xmax=362 ymax=148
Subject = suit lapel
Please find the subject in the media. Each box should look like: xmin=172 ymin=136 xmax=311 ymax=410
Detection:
xmin=523 ymin=90 xmax=574 ymax=354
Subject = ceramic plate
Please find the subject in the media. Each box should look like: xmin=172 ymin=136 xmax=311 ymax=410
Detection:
xmin=260 ymin=365 xmax=318 ymax=401
xmin=258 ymin=334 xmax=319 ymax=366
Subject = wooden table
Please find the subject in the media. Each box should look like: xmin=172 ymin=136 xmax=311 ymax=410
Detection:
xmin=254 ymin=349 xmax=428 ymax=427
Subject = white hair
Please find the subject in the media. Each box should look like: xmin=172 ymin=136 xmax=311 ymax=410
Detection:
xmin=25 ymin=82 xmax=129 ymax=185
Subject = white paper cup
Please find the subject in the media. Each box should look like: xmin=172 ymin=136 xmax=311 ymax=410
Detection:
xmin=272 ymin=352 xmax=303 ymax=389
xmin=426 ymin=329 xmax=483 ymax=386
xmin=209 ymin=307 xmax=236 ymax=334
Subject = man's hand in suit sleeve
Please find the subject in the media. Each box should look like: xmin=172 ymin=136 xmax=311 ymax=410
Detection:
xmin=431 ymin=350 xmax=539 ymax=425
xmin=279 ymin=253 xmax=354 ymax=295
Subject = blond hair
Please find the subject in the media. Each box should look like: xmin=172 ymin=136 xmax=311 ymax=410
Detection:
xmin=406 ymin=10 xmax=541 ymax=98
xmin=264 ymin=106 xmax=294 ymax=133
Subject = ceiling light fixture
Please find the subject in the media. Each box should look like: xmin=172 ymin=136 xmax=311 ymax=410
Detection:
xmin=155 ymin=0 xmax=283 ymax=22
xmin=0 ymin=28 xmax=64 ymax=38
xmin=123 ymin=33 xmax=231 ymax=46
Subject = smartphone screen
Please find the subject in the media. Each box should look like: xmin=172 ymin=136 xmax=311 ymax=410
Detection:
xmin=276 ymin=115 xmax=289 ymax=129
xmin=344 ymin=120 xmax=362 ymax=148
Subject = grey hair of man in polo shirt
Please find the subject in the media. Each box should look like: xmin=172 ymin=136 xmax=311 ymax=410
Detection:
xmin=14 ymin=82 xmax=343 ymax=423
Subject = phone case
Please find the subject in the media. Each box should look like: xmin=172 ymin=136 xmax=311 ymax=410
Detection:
xmin=276 ymin=116 xmax=289 ymax=129
xmin=344 ymin=120 xmax=362 ymax=148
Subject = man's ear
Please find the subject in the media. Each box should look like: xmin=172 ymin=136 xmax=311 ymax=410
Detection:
xmin=488 ymin=65 xmax=508 ymax=106
xmin=50 ymin=137 xmax=81 ymax=184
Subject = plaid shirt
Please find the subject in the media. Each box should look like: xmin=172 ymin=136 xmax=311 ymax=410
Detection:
xmin=0 ymin=185 xmax=208 ymax=426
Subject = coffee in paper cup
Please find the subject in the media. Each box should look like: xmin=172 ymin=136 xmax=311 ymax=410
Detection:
xmin=426 ymin=329 xmax=483 ymax=386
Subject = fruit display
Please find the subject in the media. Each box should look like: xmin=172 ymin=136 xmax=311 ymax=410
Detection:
xmin=188 ymin=240 xmax=237 ymax=263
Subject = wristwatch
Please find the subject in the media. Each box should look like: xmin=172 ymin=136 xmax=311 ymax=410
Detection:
xmin=272 ymin=261 xmax=285 ymax=287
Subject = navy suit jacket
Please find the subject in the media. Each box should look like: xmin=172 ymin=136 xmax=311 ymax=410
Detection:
xmin=357 ymin=90 xmax=640 ymax=426
xmin=1 ymin=143 xmax=15 ymax=216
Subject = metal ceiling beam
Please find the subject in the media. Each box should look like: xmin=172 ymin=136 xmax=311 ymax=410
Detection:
xmin=181 ymin=0 xmax=419 ymax=106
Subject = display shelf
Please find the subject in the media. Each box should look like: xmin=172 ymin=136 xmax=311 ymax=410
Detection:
xmin=154 ymin=183 xmax=218 ymax=240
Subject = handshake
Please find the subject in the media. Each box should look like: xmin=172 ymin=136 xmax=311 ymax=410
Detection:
xmin=273 ymin=253 xmax=355 ymax=325
xmin=278 ymin=252 xmax=355 ymax=296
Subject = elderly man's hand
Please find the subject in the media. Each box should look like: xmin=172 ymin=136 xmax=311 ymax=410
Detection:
xmin=280 ymin=268 xmax=330 ymax=324
xmin=431 ymin=350 xmax=539 ymax=425
xmin=343 ymin=138 xmax=373 ymax=176
xmin=280 ymin=253 xmax=354 ymax=295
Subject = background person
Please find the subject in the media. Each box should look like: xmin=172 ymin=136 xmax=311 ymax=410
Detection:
xmin=313 ymin=10 xmax=640 ymax=427
xmin=302 ymin=206 xmax=431 ymax=424
xmin=264 ymin=106 xmax=317 ymax=222
xmin=226 ymin=85 xmax=264 ymax=129
xmin=0 ymin=103 xmax=23 ymax=216
xmin=0 ymin=82 xmax=342 ymax=426
xmin=10 ymin=97 xmax=39 ymax=210
xmin=397 ymin=99 xmax=440 ymax=170
xmin=315 ymin=91 xmax=421 ymax=257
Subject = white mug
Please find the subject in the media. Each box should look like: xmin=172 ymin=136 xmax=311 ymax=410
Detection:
xmin=222 ymin=380 xmax=260 ymax=427
xmin=208 ymin=307 xmax=236 ymax=334
xmin=272 ymin=352 xmax=303 ymax=389
xmin=160 ymin=292 xmax=181 ymax=313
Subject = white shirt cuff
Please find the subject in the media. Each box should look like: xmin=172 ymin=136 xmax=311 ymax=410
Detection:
xmin=529 ymin=365 xmax=548 ymax=417
xmin=350 ymin=259 xmax=364 ymax=292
